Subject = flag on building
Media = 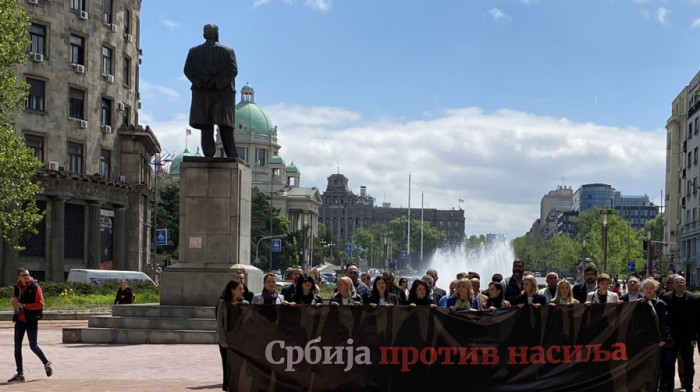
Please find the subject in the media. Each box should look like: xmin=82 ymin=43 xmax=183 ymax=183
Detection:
xmin=155 ymin=153 xmax=162 ymax=174
xmin=186 ymin=128 xmax=192 ymax=136
xmin=459 ymin=198 xmax=464 ymax=203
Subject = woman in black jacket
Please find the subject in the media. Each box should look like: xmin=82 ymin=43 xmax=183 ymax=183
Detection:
xmin=512 ymin=274 xmax=547 ymax=307
xmin=289 ymin=274 xmax=323 ymax=306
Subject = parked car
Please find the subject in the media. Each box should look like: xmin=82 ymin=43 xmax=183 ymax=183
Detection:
xmin=67 ymin=269 xmax=156 ymax=286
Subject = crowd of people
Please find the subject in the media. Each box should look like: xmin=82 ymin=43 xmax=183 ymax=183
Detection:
xmin=215 ymin=259 xmax=698 ymax=392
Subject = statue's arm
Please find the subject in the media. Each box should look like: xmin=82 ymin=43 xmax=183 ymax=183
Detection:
xmin=213 ymin=49 xmax=238 ymax=90
xmin=184 ymin=49 xmax=210 ymax=88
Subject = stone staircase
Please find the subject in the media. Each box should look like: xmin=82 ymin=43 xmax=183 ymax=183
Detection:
xmin=62 ymin=304 xmax=217 ymax=344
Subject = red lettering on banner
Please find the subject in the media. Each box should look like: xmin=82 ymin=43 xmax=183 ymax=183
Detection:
xmin=591 ymin=345 xmax=612 ymax=362
xmin=420 ymin=347 xmax=438 ymax=365
xmin=611 ymin=343 xmax=628 ymax=361
xmin=546 ymin=345 xmax=561 ymax=364
xmin=458 ymin=347 xmax=480 ymax=365
xmin=528 ymin=346 xmax=546 ymax=364
xmin=562 ymin=345 xmax=583 ymax=363
xmin=437 ymin=347 xmax=458 ymax=364
xmin=508 ymin=346 xmax=529 ymax=365
xmin=481 ymin=347 xmax=499 ymax=365
xmin=400 ymin=346 xmax=419 ymax=372
xmin=379 ymin=347 xmax=400 ymax=365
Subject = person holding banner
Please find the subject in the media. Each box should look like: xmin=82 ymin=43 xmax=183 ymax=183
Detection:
xmin=216 ymin=280 xmax=247 ymax=392
xmin=251 ymin=273 xmax=287 ymax=305
xmin=369 ymin=276 xmax=399 ymax=307
xmin=330 ymin=277 xmax=362 ymax=306
xmin=445 ymin=278 xmax=476 ymax=311
xmin=408 ymin=279 xmax=437 ymax=308
xmin=549 ymin=279 xmax=579 ymax=306
xmin=584 ymin=273 xmax=620 ymax=304
xmin=289 ymin=274 xmax=322 ymax=306
xmin=482 ymin=281 xmax=511 ymax=310
xmin=513 ymin=275 xmax=547 ymax=307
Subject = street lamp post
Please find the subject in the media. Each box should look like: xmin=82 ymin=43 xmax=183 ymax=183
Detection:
xmin=151 ymin=157 xmax=171 ymax=282
xmin=382 ymin=233 xmax=389 ymax=270
xmin=600 ymin=209 xmax=611 ymax=274
xmin=646 ymin=229 xmax=652 ymax=278
xmin=301 ymin=212 xmax=310 ymax=273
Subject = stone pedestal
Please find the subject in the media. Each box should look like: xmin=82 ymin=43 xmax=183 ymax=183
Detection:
xmin=160 ymin=157 xmax=262 ymax=306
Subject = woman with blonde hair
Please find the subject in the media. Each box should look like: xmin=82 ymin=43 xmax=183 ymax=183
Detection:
xmin=444 ymin=278 xmax=476 ymax=311
xmin=513 ymin=274 xmax=547 ymax=307
xmin=550 ymin=279 xmax=579 ymax=306
xmin=330 ymin=276 xmax=362 ymax=306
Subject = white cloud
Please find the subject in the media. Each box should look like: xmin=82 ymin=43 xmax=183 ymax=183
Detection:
xmin=139 ymin=81 xmax=180 ymax=101
xmin=253 ymin=0 xmax=272 ymax=7
xmin=305 ymin=0 xmax=332 ymax=12
xmin=488 ymin=8 xmax=512 ymax=23
xmin=656 ymin=7 xmax=669 ymax=24
xmin=160 ymin=17 xmax=179 ymax=30
xmin=146 ymin=105 xmax=665 ymax=240
xmin=691 ymin=17 xmax=700 ymax=29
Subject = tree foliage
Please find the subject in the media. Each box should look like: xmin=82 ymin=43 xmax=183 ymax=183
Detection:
xmin=388 ymin=216 xmax=447 ymax=271
xmin=0 ymin=1 xmax=43 ymax=249
xmin=250 ymin=188 xmax=298 ymax=271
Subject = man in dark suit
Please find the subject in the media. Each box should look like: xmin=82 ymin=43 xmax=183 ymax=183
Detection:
xmin=620 ymin=276 xmax=642 ymax=302
xmin=504 ymin=259 xmax=525 ymax=303
xmin=422 ymin=275 xmax=442 ymax=304
xmin=426 ymin=269 xmax=447 ymax=299
xmin=280 ymin=268 xmax=302 ymax=302
xmin=573 ymin=263 xmax=598 ymax=304
xmin=660 ymin=276 xmax=697 ymax=392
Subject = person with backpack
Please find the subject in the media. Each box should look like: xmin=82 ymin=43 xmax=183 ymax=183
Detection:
xmin=8 ymin=268 xmax=52 ymax=383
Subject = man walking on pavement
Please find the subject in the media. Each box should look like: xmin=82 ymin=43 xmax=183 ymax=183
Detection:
xmin=8 ymin=268 xmax=52 ymax=383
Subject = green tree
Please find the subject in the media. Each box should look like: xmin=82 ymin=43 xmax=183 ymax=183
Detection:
xmin=153 ymin=173 xmax=179 ymax=262
xmin=250 ymin=188 xmax=298 ymax=271
xmin=465 ymin=234 xmax=487 ymax=252
xmin=388 ymin=216 xmax=447 ymax=270
xmin=0 ymin=1 xmax=43 ymax=249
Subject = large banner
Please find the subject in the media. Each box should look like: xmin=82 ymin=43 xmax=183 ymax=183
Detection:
xmin=225 ymin=302 xmax=661 ymax=392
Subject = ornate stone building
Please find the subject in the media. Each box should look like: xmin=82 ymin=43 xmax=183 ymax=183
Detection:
xmin=1 ymin=0 xmax=160 ymax=285
xmin=319 ymin=173 xmax=465 ymax=247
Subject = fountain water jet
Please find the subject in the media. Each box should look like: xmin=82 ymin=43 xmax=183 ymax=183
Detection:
xmin=425 ymin=240 xmax=515 ymax=286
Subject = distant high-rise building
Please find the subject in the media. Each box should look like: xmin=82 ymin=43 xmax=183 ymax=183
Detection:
xmin=2 ymin=0 xmax=160 ymax=285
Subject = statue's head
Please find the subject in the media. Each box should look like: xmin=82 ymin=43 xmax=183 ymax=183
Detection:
xmin=203 ymin=24 xmax=219 ymax=42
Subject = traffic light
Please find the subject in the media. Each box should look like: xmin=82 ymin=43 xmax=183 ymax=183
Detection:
xmin=642 ymin=240 xmax=648 ymax=251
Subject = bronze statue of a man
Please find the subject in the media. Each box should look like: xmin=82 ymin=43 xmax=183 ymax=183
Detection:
xmin=184 ymin=24 xmax=238 ymax=158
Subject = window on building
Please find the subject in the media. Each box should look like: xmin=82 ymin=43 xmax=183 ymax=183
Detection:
xmin=68 ymin=142 xmax=83 ymax=174
xmin=100 ymin=149 xmax=111 ymax=177
xmin=28 ymin=24 xmax=46 ymax=56
xmin=64 ymin=203 xmax=84 ymax=259
xmin=695 ymin=147 xmax=698 ymax=164
xmin=696 ymin=118 xmax=699 ymax=135
xmin=256 ymin=148 xmax=267 ymax=166
xmin=26 ymin=78 xmax=45 ymax=111
xmin=101 ymin=98 xmax=112 ymax=126
xmin=70 ymin=0 xmax=85 ymax=11
xmin=69 ymin=88 xmax=85 ymax=119
xmin=123 ymin=57 xmax=130 ymax=86
xmin=124 ymin=8 xmax=131 ymax=35
xmin=122 ymin=104 xmax=130 ymax=127
xmin=690 ymin=123 xmax=694 ymax=139
xmin=103 ymin=0 xmax=113 ymax=24
xmin=689 ymin=152 xmax=693 ymax=169
xmin=25 ymin=134 xmax=44 ymax=162
xmin=69 ymin=34 xmax=85 ymax=65
xmin=102 ymin=46 xmax=112 ymax=75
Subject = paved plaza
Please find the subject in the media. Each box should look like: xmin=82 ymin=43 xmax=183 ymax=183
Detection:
xmin=1 ymin=320 xmax=699 ymax=391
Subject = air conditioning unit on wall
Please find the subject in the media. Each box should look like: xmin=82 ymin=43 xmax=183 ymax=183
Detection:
xmin=48 ymin=161 xmax=59 ymax=170
xmin=74 ymin=64 xmax=85 ymax=73
xmin=79 ymin=120 xmax=88 ymax=129
xmin=32 ymin=53 xmax=43 ymax=62
xmin=102 ymin=125 xmax=112 ymax=134
xmin=79 ymin=10 xmax=88 ymax=20
xmin=118 ymin=102 xmax=125 ymax=111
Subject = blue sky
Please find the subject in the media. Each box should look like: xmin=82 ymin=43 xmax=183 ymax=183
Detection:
xmin=138 ymin=0 xmax=700 ymax=240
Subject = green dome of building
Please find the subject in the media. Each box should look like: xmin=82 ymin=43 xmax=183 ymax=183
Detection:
xmin=269 ymin=155 xmax=284 ymax=165
xmin=285 ymin=162 xmax=299 ymax=173
xmin=235 ymin=83 xmax=274 ymax=136
xmin=169 ymin=147 xmax=201 ymax=176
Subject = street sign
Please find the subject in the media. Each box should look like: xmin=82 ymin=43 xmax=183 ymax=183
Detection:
xmin=156 ymin=229 xmax=167 ymax=246
xmin=401 ymin=250 xmax=407 ymax=260
xmin=271 ymin=238 xmax=282 ymax=252
xmin=627 ymin=261 xmax=635 ymax=274
xmin=345 ymin=243 xmax=352 ymax=254
xmin=651 ymin=261 xmax=659 ymax=275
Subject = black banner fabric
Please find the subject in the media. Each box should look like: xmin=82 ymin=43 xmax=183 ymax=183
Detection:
xmin=225 ymin=302 xmax=661 ymax=392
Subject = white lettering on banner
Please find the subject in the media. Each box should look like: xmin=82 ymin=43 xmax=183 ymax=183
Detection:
xmin=264 ymin=337 xmax=371 ymax=372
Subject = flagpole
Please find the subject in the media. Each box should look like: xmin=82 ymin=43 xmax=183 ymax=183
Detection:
xmin=421 ymin=190 xmax=424 ymax=263
xmin=407 ymin=173 xmax=411 ymax=271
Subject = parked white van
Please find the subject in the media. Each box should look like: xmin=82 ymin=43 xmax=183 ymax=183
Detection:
xmin=66 ymin=269 xmax=156 ymax=286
